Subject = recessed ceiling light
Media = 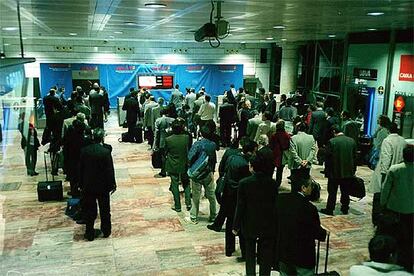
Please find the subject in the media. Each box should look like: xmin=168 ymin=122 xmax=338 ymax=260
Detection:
xmin=108 ymin=35 xmax=114 ymax=39
xmin=22 ymin=37 xmax=27 ymax=40
xmin=4 ymin=43 xmax=10 ymax=46
xmin=273 ymin=25 xmax=285 ymax=29
xmin=367 ymin=12 xmax=384 ymax=16
xmin=328 ymin=34 xmax=336 ymax=38
xmin=114 ymin=31 xmax=123 ymax=34
xmin=2 ymin=27 xmax=18 ymax=31
xmin=144 ymin=2 xmax=166 ymax=8
xmin=368 ymin=28 xmax=377 ymax=31
xmin=266 ymin=37 xmax=274 ymax=40
xmin=281 ymin=38 xmax=287 ymax=41
xmin=240 ymin=41 xmax=246 ymax=44
xmin=69 ymin=33 xmax=77 ymax=36
xmin=125 ymin=21 xmax=138 ymax=26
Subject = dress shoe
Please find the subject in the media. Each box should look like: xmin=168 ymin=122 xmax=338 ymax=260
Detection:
xmin=31 ymin=172 xmax=39 ymax=176
xmin=84 ymin=229 xmax=102 ymax=241
xmin=184 ymin=217 xmax=198 ymax=224
xmin=103 ymin=232 xmax=111 ymax=238
xmin=236 ymin=256 xmax=246 ymax=262
xmin=320 ymin=208 xmax=334 ymax=216
xmin=341 ymin=209 xmax=349 ymax=215
xmin=171 ymin=206 xmax=181 ymax=212
xmin=186 ymin=205 xmax=192 ymax=211
xmin=76 ymin=220 xmax=86 ymax=225
xmin=207 ymin=224 xmax=221 ymax=232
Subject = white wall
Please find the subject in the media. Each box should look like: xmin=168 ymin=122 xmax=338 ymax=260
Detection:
xmin=3 ymin=38 xmax=272 ymax=91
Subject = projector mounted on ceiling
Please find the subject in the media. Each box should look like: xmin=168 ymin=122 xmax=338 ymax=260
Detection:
xmin=194 ymin=0 xmax=230 ymax=48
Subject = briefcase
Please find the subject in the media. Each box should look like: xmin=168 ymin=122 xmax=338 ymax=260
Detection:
xmin=37 ymin=152 xmax=63 ymax=202
xmin=151 ymin=149 xmax=162 ymax=169
xmin=346 ymin=176 xmax=366 ymax=199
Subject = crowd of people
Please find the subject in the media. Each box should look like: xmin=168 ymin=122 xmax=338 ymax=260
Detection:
xmin=18 ymin=82 xmax=413 ymax=275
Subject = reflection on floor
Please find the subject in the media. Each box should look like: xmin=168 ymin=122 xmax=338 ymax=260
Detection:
xmin=0 ymin=115 xmax=375 ymax=275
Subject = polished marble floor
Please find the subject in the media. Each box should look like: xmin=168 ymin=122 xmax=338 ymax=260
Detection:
xmin=0 ymin=115 xmax=376 ymax=275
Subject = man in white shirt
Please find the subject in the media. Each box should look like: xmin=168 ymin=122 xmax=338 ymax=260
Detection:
xmin=185 ymin=88 xmax=197 ymax=112
xmin=197 ymin=94 xmax=215 ymax=128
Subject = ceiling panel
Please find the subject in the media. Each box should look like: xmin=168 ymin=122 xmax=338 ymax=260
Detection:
xmin=0 ymin=0 xmax=413 ymax=43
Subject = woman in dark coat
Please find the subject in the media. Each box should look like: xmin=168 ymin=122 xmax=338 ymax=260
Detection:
xmin=21 ymin=123 xmax=40 ymax=176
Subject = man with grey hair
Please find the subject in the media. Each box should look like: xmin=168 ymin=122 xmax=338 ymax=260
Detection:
xmin=257 ymin=134 xmax=275 ymax=177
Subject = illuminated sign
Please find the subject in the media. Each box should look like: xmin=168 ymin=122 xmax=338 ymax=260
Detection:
xmin=399 ymin=55 xmax=414 ymax=82
xmin=353 ymin=68 xmax=378 ymax=80
xmin=394 ymin=96 xmax=405 ymax=112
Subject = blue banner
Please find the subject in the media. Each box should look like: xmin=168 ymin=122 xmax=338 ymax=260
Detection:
xmin=40 ymin=63 xmax=243 ymax=107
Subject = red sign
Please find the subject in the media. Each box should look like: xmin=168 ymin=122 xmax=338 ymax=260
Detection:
xmin=394 ymin=96 xmax=405 ymax=112
xmin=399 ymin=55 xmax=414 ymax=82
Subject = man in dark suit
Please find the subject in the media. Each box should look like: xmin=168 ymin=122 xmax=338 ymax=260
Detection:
xmin=21 ymin=123 xmax=40 ymax=176
xmin=233 ymin=152 xmax=278 ymax=276
xmin=309 ymin=101 xmax=327 ymax=148
xmin=122 ymin=90 xmax=140 ymax=142
xmin=221 ymin=139 xmax=256 ymax=259
xmin=165 ymin=118 xmax=192 ymax=212
xmin=79 ymin=128 xmax=116 ymax=241
xmin=341 ymin=110 xmax=360 ymax=144
xmin=219 ymin=97 xmax=237 ymax=147
xmin=43 ymin=88 xmax=62 ymax=128
xmin=88 ymin=83 xmax=105 ymax=129
xmin=321 ymin=124 xmax=357 ymax=216
xmin=277 ymin=178 xmax=327 ymax=275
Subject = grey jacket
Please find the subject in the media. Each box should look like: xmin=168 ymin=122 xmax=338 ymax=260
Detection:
xmin=380 ymin=162 xmax=414 ymax=214
xmin=370 ymin=133 xmax=407 ymax=193
xmin=289 ymin=131 xmax=316 ymax=169
xmin=153 ymin=116 xmax=174 ymax=149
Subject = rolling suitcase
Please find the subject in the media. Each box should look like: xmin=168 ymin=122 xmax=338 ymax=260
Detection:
xmin=37 ymin=152 xmax=63 ymax=202
xmin=315 ymin=232 xmax=340 ymax=275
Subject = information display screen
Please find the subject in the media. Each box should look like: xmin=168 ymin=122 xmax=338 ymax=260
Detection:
xmin=138 ymin=75 xmax=174 ymax=89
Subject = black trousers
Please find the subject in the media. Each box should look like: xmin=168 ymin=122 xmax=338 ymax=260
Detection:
xmin=326 ymin=178 xmax=350 ymax=212
xmin=147 ymin=127 xmax=154 ymax=147
xmin=275 ymin=165 xmax=284 ymax=188
xmin=397 ymin=213 xmax=414 ymax=272
xmin=211 ymin=204 xmax=226 ymax=230
xmin=24 ymin=145 xmax=37 ymax=174
xmin=372 ymin=192 xmax=382 ymax=226
xmin=90 ymin=113 xmax=104 ymax=129
xmin=245 ymin=237 xmax=273 ymax=276
xmin=83 ymin=193 xmax=111 ymax=238
xmin=220 ymin=122 xmax=232 ymax=147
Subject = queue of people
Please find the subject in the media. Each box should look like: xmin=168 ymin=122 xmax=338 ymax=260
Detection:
xmin=19 ymin=83 xmax=412 ymax=274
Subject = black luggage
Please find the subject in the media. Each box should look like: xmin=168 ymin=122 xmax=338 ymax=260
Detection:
xmin=346 ymin=176 xmax=366 ymax=199
xmin=37 ymin=152 xmax=63 ymax=202
xmin=132 ymin=124 xmax=143 ymax=143
xmin=315 ymin=232 xmax=340 ymax=275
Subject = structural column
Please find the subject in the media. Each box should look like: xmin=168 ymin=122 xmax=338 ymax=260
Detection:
xmin=280 ymin=43 xmax=300 ymax=94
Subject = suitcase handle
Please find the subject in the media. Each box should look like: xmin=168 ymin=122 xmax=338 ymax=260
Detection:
xmin=315 ymin=232 xmax=330 ymax=274
xmin=43 ymin=151 xmax=55 ymax=182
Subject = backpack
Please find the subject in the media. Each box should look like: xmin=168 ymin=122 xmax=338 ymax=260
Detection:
xmin=187 ymin=148 xmax=210 ymax=182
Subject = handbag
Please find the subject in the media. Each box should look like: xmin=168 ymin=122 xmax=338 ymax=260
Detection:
xmin=346 ymin=176 xmax=366 ymax=199
xmin=215 ymin=175 xmax=226 ymax=204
